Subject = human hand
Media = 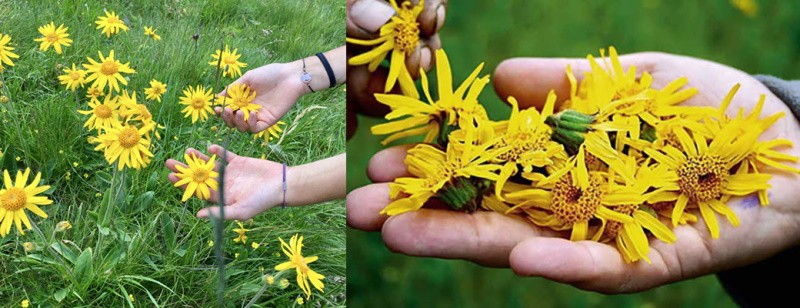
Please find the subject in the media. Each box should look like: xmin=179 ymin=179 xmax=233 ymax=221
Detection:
xmin=347 ymin=51 xmax=800 ymax=293
xmin=166 ymin=144 xmax=284 ymax=220
xmin=216 ymin=62 xmax=306 ymax=133
xmin=346 ymin=0 xmax=447 ymax=138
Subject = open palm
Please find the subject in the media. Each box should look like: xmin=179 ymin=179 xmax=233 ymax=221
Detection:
xmin=217 ymin=63 xmax=306 ymax=133
xmin=167 ymin=145 xmax=284 ymax=220
xmin=346 ymin=52 xmax=800 ymax=293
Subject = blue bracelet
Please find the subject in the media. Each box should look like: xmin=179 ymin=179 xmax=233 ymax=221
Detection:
xmin=315 ymin=52 xmax=336 ymax=89
xmin=282 ymin=163 xmax=287 ymax=209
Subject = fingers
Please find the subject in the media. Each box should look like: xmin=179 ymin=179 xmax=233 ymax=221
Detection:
xmin=493 ymin=52 xmax=662 ymax=111
xmin=405 ymin=36 xmax=438 ymax=80
xmin=382 ymin=209 xmax=544 ymax=267
xmin=367 ymin=144 xmax=414 ymax=182
xmin=234 ymin=111 xmax=248 ymax=132
xmin=197 ymin=205 xmax=261 ymax=221
xmin=346 ymin=64 xmax=393 ymax=117
xmin=208 ymin=144 xmax=240 ymax=163
xmin=346 ymin=184 xmax=392 ymax=231
xmin=418 ymin=0 xmax=447 ymax=36
xmin=509 ymin=237 xmax=675 ymax=293
xmin=347 ymin=0 xmax=396 ymax=38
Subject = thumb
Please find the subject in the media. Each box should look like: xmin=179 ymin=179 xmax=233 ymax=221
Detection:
xmin=347 ymin=0 xmax=396 ymax=38
xmin=493 ymin=52 xmax=659 ymax=111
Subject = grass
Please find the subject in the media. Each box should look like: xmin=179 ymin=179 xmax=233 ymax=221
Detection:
xmin=347 ymin=0 xmax=800 ymax=307
xmin=0 ymin=0 xmax=345 ymax=306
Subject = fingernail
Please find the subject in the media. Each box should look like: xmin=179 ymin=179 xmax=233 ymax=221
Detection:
xmin=351 ymin=0 xmax=395 ymax=33
xmin=434 ymin=4 xmax=446 ymax=32
xmin=420 ymin=46 xmax=433 ymax=72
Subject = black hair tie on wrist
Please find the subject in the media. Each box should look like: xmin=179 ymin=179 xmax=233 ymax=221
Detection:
xmin=315 ymin=52 xmax=336 ymax=89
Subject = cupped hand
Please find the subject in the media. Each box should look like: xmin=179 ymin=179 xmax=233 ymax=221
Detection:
xmin=166 ymin=144 xmax=284 ymax=220
xmin=347 ymin=51 xmax=800 ymax=293
xmin=216 ymin=63 xmax=306 ymax=133
xmin=346 ymin=0 xmax=446 ymax=136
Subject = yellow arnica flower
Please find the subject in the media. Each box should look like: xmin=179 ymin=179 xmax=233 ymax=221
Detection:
xmin=208 ymin=44 xmax=247 ymax=78
xmin=34 ymin=22 xmax=72 ymax=54
xmin=232 ymin=221 xmax=249 ymax=244
xmin=371 ymin=49 xmax=490 ymax=145
xmin=296 ymin=297 xmax=304 ymax=305
xmin=347 ymin=0 xmax=423 ymax=97
xmin=643 ymin=123 xmax=767 ymax=238
xmin=180 ymin=85 xmax=215 ymax=123
xmin=78 ymin=95 xmax=121 ymax=131
xmin=275 ymin=234 xmax=325 ymax=299
xmin=0 ymin=168 xmax=53 ymax=237
xmin=21 ymin=300 xmax=29 ymax=308
xmin=383 ymin=128 xmax=503 ymax=215
xmin=254 ymin=121 xmax=286 ymax=142
xmin=0 ymin=34 xmax=20 ymax=69
xmin=731 ymin=0 xmax=757 ymax=17
xmin=83 ymin=50 xmax=136 ymax=92
xmin=144 ymin=79 xmax=166 ymax=102
xmin=143 ymin=26 xmax=161 ymax=41
xmin=174 ymin=153 xmax=219 ymax=202
xmin=58 ymin=63 xmax=87 ymax=91
xmin=95 ymin=123 xmax=154 ymax=170
xmin=86 ymin=86 xmax=104 ymax=100
xmin=493 ymin=93 xmax=567 ymax=198
xmin=217 ymin=83 xmax=260 ymax=121
xmin=95 ymin=11 xmax=128 ymax=37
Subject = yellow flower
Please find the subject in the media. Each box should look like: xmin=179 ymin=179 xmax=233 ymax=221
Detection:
xmin=143 ymin=26 xmax=161 ymax=41
xmin=383 ymin=127 xmax=503 ymax=215
xmin=0 ymin=168 xmax=53 ymax=237
xmin=371 ymin=49 xmax=490 ymax=145
xmin=251 ymin=242 xmax=260 ymax=250
xmin=34 ymin=22 xmax=72 ymax=54
xmin=58 ymin=63 xmax=87 ymax=91
xmin=21 ymin=300 xmax=29 ymax=308
xmin=232 ymin=221 xmax=249 ymax=244
xmin=275 ymin=234 xmax=325 ymax=299
xmin=235 ymin=252 xmax=240 ymax=259
xmin=253 ymin=121 xmax=286 ymax=142
xmin=179 ymin=85 xmax=215 ymax=123
xmin=264 ymin=274 xmax=275 ymax=285
xmin=86 ymin=86 xmax=104 ymax=100
xmin=278 ymin=278 xmax=289 ymax=289
xmin=643 ymin=123 xmax=766 ymax=238
xmin=0 ymin=96 xmax=7 ymax=104
xmin=22 ymin=241 xmax=35 ymax=252
xmin=208 ymin=44 xmax=247 ymax=78
xmin=492 ymin=93 xmax=567 ymax=198
xmin=128 ymin=294 xmax=135 ymax=302
xmin=0 ymin=34 xmax=20 ymax=69
xmin=347 ymin=0 xmax=424 ymax=96
xmin=55 ymin=220 xmax=72 ymax=232
xmin=144 ymin=79 xmax=166 ymax=102
xmin=296 ymin=297 xmax=304 ymax=305
xmin=78 ymin=95 xmax=121 ymax=131
xmin=217 ymin=83 xmax=260 ymax=121
xmin=731 ymin=0 xmax=757 ymax=17
xmin=95 ymin=123 xmax=154 ymax=170
xmin=83 ymin=50 xmax=136 ymax=92
xmin=207 ymin=240 xmax=214 ymax=247
xmin=95 ymin=11 xmax=128 ymax=37
xmin=173 ymin=153 xmax=219 ymax=202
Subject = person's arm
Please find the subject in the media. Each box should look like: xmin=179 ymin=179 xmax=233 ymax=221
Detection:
xmin=286 ymin=153 xmax=346 ymax=206
xmin=295 ymin=46 xmax=346 ymax=94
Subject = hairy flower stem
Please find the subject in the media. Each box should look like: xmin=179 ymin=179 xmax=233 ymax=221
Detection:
xmin=546 ymin=109 xmax=596 ymax=155
xmin=437 ymin=177 xmax=492 ymax=212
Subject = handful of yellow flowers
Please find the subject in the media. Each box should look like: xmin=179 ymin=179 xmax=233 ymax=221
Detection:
xmin=370 ymin=47 xmax=799 ymax=263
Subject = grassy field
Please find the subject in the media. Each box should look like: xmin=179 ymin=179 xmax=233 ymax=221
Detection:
xmin=0 ymin=0 xmax=345 ymax=307
xmin=347 ymin=0 xmax=800 ymax=307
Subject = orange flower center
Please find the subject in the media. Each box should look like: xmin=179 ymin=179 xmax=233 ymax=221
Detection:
xmin=192 ymin=169 xmax=209 ymax=182
xmin=551 ymin=173 xmax=604 ymax=224
xmin=191 ymin=98 xmax=207 ymax=109
xmin=46 ymin=33 xmax=60 ymax=43
xmin=118 ymin=127 xmax=141 ymax=148
xmin=393 ymin=2 xmax=420 ymax=55
xmin=496 ymin=128 xmax=552 ymax=163
xmin=99 ymin=60 xmax=119 ymax=76
xmin=69 ymin=71 xmax=81 ymax=80
xmin=1 ymin=187 xmax=27 ymax=211
xmin=108 ymin=16 xmax=121 ymax=24
xmin=94 ymin=105 xmax=113 ymax=119
xmin=602 ymin=204 xmax=638 ymax=239
xmin=677 ymin=154 xmax=727 ymax=202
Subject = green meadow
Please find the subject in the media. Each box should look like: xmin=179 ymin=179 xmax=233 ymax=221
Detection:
xmin=0 ymin=0 xmax=345 ymax=306
xmin=347 ymin=0 xmax=799 ymax=307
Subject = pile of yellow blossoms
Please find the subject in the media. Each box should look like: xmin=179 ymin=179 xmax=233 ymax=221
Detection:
xmin=371 ymin=47 xmax=799 ymax=263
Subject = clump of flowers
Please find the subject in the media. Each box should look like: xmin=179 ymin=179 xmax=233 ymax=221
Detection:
xmin=373 ymin=46 xmax=800 ymax=263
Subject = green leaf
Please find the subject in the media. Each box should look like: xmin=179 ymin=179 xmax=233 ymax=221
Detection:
xmin=55 ymin=288 xmax=69 ymax=302
xmin=130 ymin=191 xmax=155 ymax=214
xmin=74 ymin=248 xmax=94 ymax=286
xmin=162 ymin=215 xmax=176 ymax=252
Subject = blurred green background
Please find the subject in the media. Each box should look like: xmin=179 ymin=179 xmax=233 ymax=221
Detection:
xmin=347 ymin=0 xmax=800 ymax=306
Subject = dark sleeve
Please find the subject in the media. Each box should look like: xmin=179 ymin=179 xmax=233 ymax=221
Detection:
xmin=716 ymin=75 xmax=800 ymax=308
